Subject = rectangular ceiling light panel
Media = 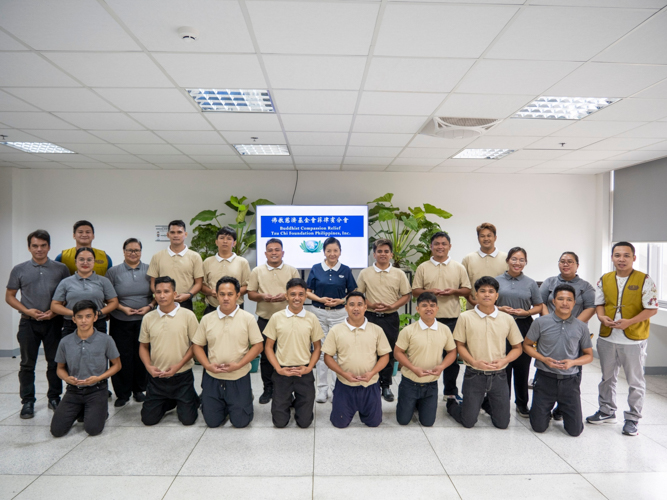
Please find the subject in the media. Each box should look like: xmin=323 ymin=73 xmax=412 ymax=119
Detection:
xmin=1 ymin=142 xmax=75 ymax=153
xmin=186 ymin=89 xmax=275 ymax=112
xmin=512 ymin=96 xmax=619 ymax=120
xmin=234 ymin=144 xmax=289 ymax=156
xmin=453 ymin=148 xmax=514 ymax=159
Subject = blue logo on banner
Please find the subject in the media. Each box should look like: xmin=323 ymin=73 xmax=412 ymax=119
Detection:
xmin=261 ymin=215 xmax=365 ymax=238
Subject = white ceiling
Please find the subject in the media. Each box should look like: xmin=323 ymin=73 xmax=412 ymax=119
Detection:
xmin=1 ymin=0 xmax=667 ymax=174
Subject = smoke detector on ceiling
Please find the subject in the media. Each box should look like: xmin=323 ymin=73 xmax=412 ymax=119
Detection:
xmin=177 ymin=26 xmax=199 ymax=42
xmin=420 ymin=117 xmax=501 ymax=140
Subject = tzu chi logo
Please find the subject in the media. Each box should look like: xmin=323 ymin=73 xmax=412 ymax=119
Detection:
xmin=300 ymin=240 xmax=323 ymax=253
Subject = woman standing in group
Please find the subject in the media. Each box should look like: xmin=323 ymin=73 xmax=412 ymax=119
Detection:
xmin=306 ymin=237 xmax=357 ymax=404
xmin=540 ymin=251 xmax=595 ymax=322
xmin=106 ymin=238 xmax=156 ymax=407
xmin=496 ymin=247 xmax=543 ymax=418
xmin=51 ymin=247 xmax=118 ymax=337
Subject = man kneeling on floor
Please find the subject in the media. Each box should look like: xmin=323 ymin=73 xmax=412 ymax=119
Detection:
xmin=51 ymin=300 xmax=121 ymax=437
xmin=139 ymin=276 xmax=199 ymax=426
xmin=193 ymin=276 xmax=263 ymax=428
xmin=447 ymin=276 xmax=523 ymax=429
xmin=524 ymin=284 xmax=593 ymax=436
xmin=264 ymin=278 xmax=323 ymax=428
xmin=322 ymin=291 xmax=391 ymax=428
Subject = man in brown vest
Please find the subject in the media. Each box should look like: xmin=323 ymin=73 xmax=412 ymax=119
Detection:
xmin=586 ymin=242 xmax=658 ymax=436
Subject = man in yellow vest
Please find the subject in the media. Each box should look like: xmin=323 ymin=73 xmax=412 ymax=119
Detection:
xmin=586 ymin=242 xmax=658 ymax=436
xmin=56 ymin=220 xmax=112 ymax=276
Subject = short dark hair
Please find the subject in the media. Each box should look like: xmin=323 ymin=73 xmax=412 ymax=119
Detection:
xmin=75 ymin=247 xmax=95 ymax=259
xmin=507 ymin=246 xmax=527 ymax=263
xmin=346 ymin=290 xmax=366 ymax=303
xmin=476 ymin=222 xmax=497 ymax=237
xmin=216 ymin=276 xmax=241 ymax=294
xmin=73 ymin=220 xmax=94 ymax=233
xmin=554 ymin=284 xmax=576 ymax=299
xmin=323 ymin=237 xmax=341 ymax=252
xmin=475 ymin=276 xmax=499 ymax=292
xmin=430 ymin=231 xmax=450 ymax=244
xmin=27 ymin=229 xmax=50 ymax=247
xmin=373 ymin=238 xmax=392 ymax=252
xmin=154 ymin=276 xmax=176 ymax=291
xmin=559 ymin=251 xmax=579 ymax=265
xmin=216 ymin=226 xmax=237 ymax=241
xmin=123 ymin=238 xmax=142 ymax=250
xmin=286 ymin=277 xmax=307 ymax=292
xmin=612 ymin=241 xmax=635 ymax=255
xmin=417 ymin=292 xmax=438 ymax=306
xmin=72 ymin=300 xmax=98 ymax=316
xmin=266 ymin=238 xmax=283 ymax=249
xmin=168 ymin=220 xmax=186 ymax=231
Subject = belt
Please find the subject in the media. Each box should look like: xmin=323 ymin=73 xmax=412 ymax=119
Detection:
xmin=367 ymin=311 xmax=398 ymax=318
xmin=537 ymin=369 xmax=578 ymax=380
xmin=467 ymin=366 xmax=504 ymax=376
xmin=314 ymin=305 xmax=345 ymax=311
xmin=67 ymin=380 xmax=107 ymax=390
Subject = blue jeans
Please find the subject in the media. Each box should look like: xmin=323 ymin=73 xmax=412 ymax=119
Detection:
xmin=448 ymin=367 xmax=510 ymax=429
xmin=330 ymin=379 xmax=382 ymax=428
xmin=396 ymin=377 xmax=438 ymax=426
xmin=201 ymin=371 xmax=253 ymax=428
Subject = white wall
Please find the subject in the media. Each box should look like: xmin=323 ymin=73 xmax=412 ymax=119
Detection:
xmin=2 ymin=168 xmax=603 ymax=354
xmin=0 ymin=168 xmax=15 ymax=354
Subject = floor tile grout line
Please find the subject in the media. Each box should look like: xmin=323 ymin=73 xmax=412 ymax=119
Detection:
xmin=312 ymin=403 xmax=317 ymax=500
xmin=10 ymin=475 xmax=40 ymax=500
xmin=160 ymin=425 xmax=208 ymax=500
xmin=417 ymin=418 xmax=463 ymax=499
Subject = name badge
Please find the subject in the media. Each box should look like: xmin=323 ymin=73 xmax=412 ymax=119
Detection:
xmin=627 ymin=285 xmax=639 ymax=290
xmin=339 ymin=275 xmax=345 ymax=279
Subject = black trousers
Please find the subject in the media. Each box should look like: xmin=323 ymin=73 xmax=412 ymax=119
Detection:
xmin=201 ymin=371 xmax=253 ymax=428
xmin=271 ymin=369 xmax=315 ymax=428
xmin=365 ymin=311 xmax=399 ymax=388
xmin=109 ymin=318 xmax=147 ymax=400
xmin=257 ymin=317 xmax=277 ymax=392
xmin=396 ymin=377 xmax=439 ymax=426
xmin=61 ymin=317 xmax=107 ymax=337
xmin=448 ymin=367 xmax=510 ymax=429
xmin=18 ymin=316 xmax=63 ymax=403
xmin=141 ymin=369 xmax=199 ymax=426
xmin=51 ymin=381 xmax=108 ymax=437
xmin=506 ymin=317 xmax=533 ymax=407
xmin=530 ymin=369 xmax=583 ymax=437
xmin=437 ymin=317 xmax=459 ymax=396
xmin=179 ymin=298 xmax=193 ymax=311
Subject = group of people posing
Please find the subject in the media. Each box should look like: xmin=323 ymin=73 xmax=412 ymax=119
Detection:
xmin=5 ymin=219 xmax=657 ymax=439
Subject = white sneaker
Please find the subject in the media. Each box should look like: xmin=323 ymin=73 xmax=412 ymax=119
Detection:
xmin=316 ymin=388 xmax=328 ymax=403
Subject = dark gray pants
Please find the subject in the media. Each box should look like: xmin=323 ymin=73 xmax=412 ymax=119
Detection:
xmin=365 ymin=312 xmax=399 ymax=388
xmin=437 ymin=317 xmax=459 ymax=396
xmin=396 ymin=377 xmax=438 ymax=426
xmin=201 ymin=371 xmax=253 ymax=428
xmin=447 ymin=367 xmax=510 ymax=429
xmin=141 ymin=370 xmax=199 ymax=426
xmin=109 ymin=318 xmax=147 ymax=400
xmin=51 ymin=382 xmax=108 ymax=437
xmin=18 ymin=317 xmax=63 ymax=403
xmin=530 ymin=369 xmax=583 ymax=437
xmin=257 ymin=317 xmax=277 ymax=393
xmin=271 ymin=370 xmax=315 ymax=428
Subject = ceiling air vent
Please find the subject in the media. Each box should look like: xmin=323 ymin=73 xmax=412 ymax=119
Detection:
xmin=420 ymin=117 xmax=501 ymax=140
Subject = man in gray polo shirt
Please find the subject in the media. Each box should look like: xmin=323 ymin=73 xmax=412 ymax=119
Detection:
xmin=50 ymin=300 xmax=121 ymax=437
xmin=5 ymin=230 xmax=70 ymax=419
xmin=524 ymin=284 xmax=593 ymax=437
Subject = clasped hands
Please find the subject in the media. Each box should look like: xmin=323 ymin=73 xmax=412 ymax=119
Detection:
xmin=277 ymin=366 xmax=312 ymax=377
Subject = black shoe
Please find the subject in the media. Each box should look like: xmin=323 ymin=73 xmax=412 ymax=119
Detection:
xmin=552 ymin=408 xmax=563 ymax=421
xmin=445 ymin=398 xmax=458 ymax=410
xmin=114 ymin=398 xmax=129 ymax=408
xmin=481 ymin=398 xmax=492 ymax=416
xmin=259 ymin=390 xmax=273 ymax=405
xmin=382 ymin=387 xmax=394 ymax=402
xmin=20 ymin=402 xmax=34 ymax=419
xmin=47 ymin=398 xmax=60 ymax=411
xmin=516 ymin=405 xmax=530 ymax=418
xmin=133 ymin=392 xmax=146 ymax=403
xmin=108 ymin=390 xmax=112 ymax=398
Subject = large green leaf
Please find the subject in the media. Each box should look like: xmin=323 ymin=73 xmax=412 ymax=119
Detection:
xmin=370 ymin=193 xmax=394 ymax=204
xmin=252 ymin=199 xmax=274 ymax=208
xmin=189 ymin=209 xmax=222 ymax=225
xmin=378 ymin=209 xmax=397 ymax=222
xmin=236 ymin=209 xmax=248 ymax=224
xmin=224 ymin=200 xmax=239 ymax=212
xmin=423 ymin=204 xmax=452 ymax=219
xmin=401 ymin=215 xmax=419 ymax=232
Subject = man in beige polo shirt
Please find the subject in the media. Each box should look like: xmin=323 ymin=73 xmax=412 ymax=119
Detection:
xmin=395 ymin=292 xmax=457 ymax=427
xmin=201 ymin=226 xmax=251 ymax=315
xmin=413 ymin=231 xmax=471 ymax=403
xmin=462 ymin=222 xmax=507 ymax=310
xmin=356 ymin=239 xmax=411 ymax=402
xmin=147 ymin=220 xmax=204 ymax=311
xmin=193 ymin=276 xmax=263 ymax=428
xmin=446 ymin=276 xmax=523 ymax=429
xmin=264 ymin=278 xmax=323 ymax=428
xmin=323 ymin=291 xmax=391 ymax=428
xmin=247 ymin=238 xmax=300 ymax=404
xmin=139 ymin=276 xmax=200 ymax=426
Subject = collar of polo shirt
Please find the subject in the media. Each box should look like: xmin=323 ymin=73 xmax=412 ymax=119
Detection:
xmin=345 ymin=318 xmax=368 ymax=331
xmin=167 ymin=246 xmax=188 ymax=257
xmin=157 ymin=303 xmax=180 ymax=317
xmin=474 ymin=305 xmax=499 ymax=318
xmin=430 ymin=256 xmax=451 ymax=266
xmin=558 ymin=273 xmax=580 ymax=284
xmin=285 ymin=306 xmax=306 ymax=318
xmin=266 ymin=262 xmax=284 ymax=271
xmin=418 ymin=318 xmax=438 ymax=331
xmin=122 ymin=262 xmax=141 ymax=271
xmin=553 ymin=314 xmax=574 ymax=324
xmin=216 ymin=253 xmax=237 ymax=263
xmin=322 ymin=261 xmax=341 ymax=272
xmin=74 ymin=330 xmax=99 ymax=344
xmin=373 ymin=263 xmax=392 ymax=273
xmin=75 ymin=271 xmax=96 ymax=280
xmin=31 ymin=259 xmax=48 ymax=267
xmin=478 ymin=248 xmax=499 ymax=258
xmin=503 ymin=271 xmax=523 ymax=281
xmin=217 ymin=305 xmax=239 ymax=319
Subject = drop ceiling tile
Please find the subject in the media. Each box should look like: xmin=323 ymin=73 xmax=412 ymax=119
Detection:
xmin=408 ymin=135 xmax=476 ymax=149
xmin=586 ymin=98 xmax=667 ymax=121
xmin=486 ymin=6 xmax=654 ymax=61
xmin=87 ymin=154 xmax=145 ymax=163
xmin=365 ymin=58 xmax=475 ymax=93
xmin=153 ymin=53 xmax=266 ymax=88
xmin=29 ymin=130 xmax=106 ymax=144
xmin=286 ymin=132 xmax=348 ymax=146
xmin=0 ymin=91 xmax=40 ymax=112
xmin=345 ymin=146 xmax=403 ymax=157
xmin=54 ymin=113 xmax=144 ymax=131
xmin=456 ymin=60 xmax=581 ymax=95
xmin=486 ymin=118 xmax=571 ymax=136
xmin=533 ymin=160 xmax=593 ymax=169
xmin=430 ymin=165 xmax=479 ymax=173
xmin=385 ymin=164 xmax=433 ymax=172
xmin=0 ymin=112 xmax=76 ymax=130
xmin=343 ymin=157 xmax=393 ymax=165
xmin=4 ymin=88 xmax=117 ymax=112
xmin=56 ymin=143 xmax=126 ymax=155
xmin=358 ymin=92 xmax=446 ymax=116
xmin=555 ymin=120 xmax=647 ymax=137
xmin=398 ymin=148 xmax=458 ymax=159
xmin=106 ymin=0 xmax=254 ymax=53
xmin=583 ymin=137 xmax=662 ymax=150
xmin=0 ymin=30 xmax=27 ymax=50
xmin=492 ymin=158 xmax=545 ymax=168
xmin=129 ymin=113 xmax=212 ymax=131
xmin=119 ymin=144 xmax=183 ymax=155
xmin=375 ymin=3 xmax=518 ymax=57
xmin=247 ymin=1 xmax=379 ymax=55
xmin=91 ymin=131 xmax=166 ymax=144
xmin=295 ymin=164 xmax=341 ymax=171
xmin=341 ymin=164 xmax=387 ymax=172
xmin=247 ymin=164 xmax=295 ymax=171
xmin=616 ymin=122 xmax=667 ymax=138
xmin=607 ymin=150 xmax=667 ymax=162
xmin=557 ymin=150 xmax=618 ymax=161
xmin=635 ymin=79 xmax=667 ymax=99
xmin=530 ymin=1 xmax=667 ymax=7
xmin=187 ymin=156 xmax=245 ymax=164
xmin=11 ymin=161 xmax=69 ymax=169
xmin=264 ymin=55 xmax=366 ymax=90
xmin=281 ymin=115 xmax=353 ymax=133
xmin=595 ymin=9 xmax=667 ymax=64
xmin=567 ymin=168 xmax=609 ymax=175
xmin=0 ymin=129 xmax=42 ymax=142
xmin=546 ymin=62 xmax=667 ymax=98
xmin=44 ymin=52 xmax=172 ymax=88
xmin=154 ymin=131 xmax=224 ymax=144
xmin=136 ymin=154 xmax=195 ymax=164
xmin=525 ymin=136 xmax=602 ymax=150
xmin=93 ymin=88 xmax=195 ymax=113
xmin=348 ymin=133 xmax=412 ymax=147
xmin=272 ymin=90 xmax=358 ymax=114
xmin=509 ymin=149 xmax=569 ymax=160
xmin=438 ymin=159 xmax=495 ymax=167
xmin=220 ymin=131 xmax=285 ymax=144
xmin=639 ymin=140 xmax=667 ymax=150
xmin=292 ymin=156 xmax=343 ymax=165
xmin=290 ymin=146 xmax=347 ymax=156
xmin=473 ymin=166 xmax=527 ymax=173
xmin=576 ymin=160 xmax=638 ymax=170
xmin=156 ymin=163 xmax=206 ymax=170
xmin=467 ymin=136 xmax=540 ymax=149
xmin=0 ymin=53 xmax=79 ymax=87
xmin=206 ymin=113 xmax=282 ymax=132
xmin=110 ymin=163 xmax=161 ymax=170
xmin=436 ymin=94 xmax=533 ymax=119
xmin=0 ymin=0 xmax=140 ymax=51
xmin=35 ymin=153 xmax=96 ymax=162
xmin=242 ymin=156 xmax=293 ymax=164
xmin=57 ymin=161 xmax=112 ymax=169
xmin=0 ymin=152 xmax=52 ymax=162
xmin=520 ymin=167 xmax=574 ymax=174
xmin=390 ymin=158 xmax=443 ymax=167
xmin=203 ymin=164 xmax=250 ymax=170
xmin=353 ymin=115 xmax=427 ymax=134
xmin=174 ymin=145 xmax=236 ymax=156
